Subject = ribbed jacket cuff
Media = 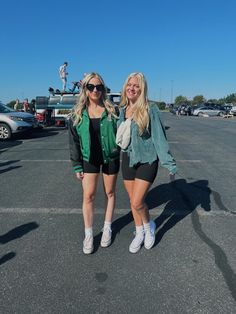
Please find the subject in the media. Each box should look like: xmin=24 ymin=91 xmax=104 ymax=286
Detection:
xmin=74 ymin=165 xmax=83 ymax=173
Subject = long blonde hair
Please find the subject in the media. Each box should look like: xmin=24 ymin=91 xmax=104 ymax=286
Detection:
xmin=120 ymin=72 xmax=149 ymax=135
xmin=72 ymin=72 xmax=116 ymax=125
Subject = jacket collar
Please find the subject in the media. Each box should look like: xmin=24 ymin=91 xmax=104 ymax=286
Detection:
xmin=82 ymin=107 xmax=108 ymax=119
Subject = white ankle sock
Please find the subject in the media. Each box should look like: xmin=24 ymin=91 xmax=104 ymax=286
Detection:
xmin=104 ymin=221 xmax=111 ymax=227
xmin=143 ymin=221 xmax=151 ymax=231
xmin=104 ymin=221 xmax=112 ymax=229
xmin=85 ymin=227 xmax=93 ymax=237
xmin=136 ymin=225 xmax=144 ymax=234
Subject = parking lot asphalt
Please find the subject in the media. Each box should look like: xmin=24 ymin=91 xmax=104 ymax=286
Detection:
xmin=0 ymin=114 xmax=236 ymax=313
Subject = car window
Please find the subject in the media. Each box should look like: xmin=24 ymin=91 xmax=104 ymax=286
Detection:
xmin=111 ymin=96 xmax=120 ymax=103
xmin=0 ymin=104 xmax=12 ymax=113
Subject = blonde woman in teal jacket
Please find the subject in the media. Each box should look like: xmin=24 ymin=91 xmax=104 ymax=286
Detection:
xmin=69 ymin=73 xmax=120 ymax=254
xmin=116 ymin=72 xmax=177 ymax=253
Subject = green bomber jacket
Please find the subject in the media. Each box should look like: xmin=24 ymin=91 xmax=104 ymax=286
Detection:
xmin=69 ymin=109 xmax=120 ymax=172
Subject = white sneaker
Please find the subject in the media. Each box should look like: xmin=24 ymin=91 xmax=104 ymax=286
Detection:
xmin=129 ymin=231 xmax=144 ymax=253
xmin=144 ymin=220 xmax=156 ymax=250
xmin=100 ymin=226 xmax=112 ymax=248
xmin=83 ymin=235 xmax=94 ymax=254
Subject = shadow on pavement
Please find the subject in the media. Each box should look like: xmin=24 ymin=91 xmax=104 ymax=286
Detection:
xmin=93 ymin=179 xmax=211 ymax=252
xmin=0 ymin=222 xmax=39 ymax=244
xmin=106 ymin=179 xmax=210 ymax=250
xmin=0 ymin=160 xmax=22 ymax=174
xmin=0 ymin=252 xmax=16 ymax=266
xmin=0 ymin=222 xmax=39 ymax=266
xmin=0 ymin=140 xmax=23 ymax=151
xmin=16 ymin=127 xmax=61 ymax=140
xmin=146 ymin=178 xmax=211 ymax=247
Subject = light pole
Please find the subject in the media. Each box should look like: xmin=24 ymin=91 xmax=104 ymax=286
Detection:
xmin=159 ymin=88 xmax=162 ymax=102
xmin=170 ymin=80 xmax=174 ymax=104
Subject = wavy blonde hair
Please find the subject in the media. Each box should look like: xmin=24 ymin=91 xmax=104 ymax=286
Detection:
xmin=72 ymin=72 xmax=116 ymax=126
xmin=120 ymin=72 xmax=149 ymax=135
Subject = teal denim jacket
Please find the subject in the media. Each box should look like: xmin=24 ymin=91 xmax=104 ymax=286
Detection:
xmin=118 ymin=104 xmax=177 ymax=174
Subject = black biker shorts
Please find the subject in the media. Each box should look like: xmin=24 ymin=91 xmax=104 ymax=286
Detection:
xmin=121 ymin=152 xmax=158 ymax=183
xmin=83 ymin=159 xmax=120 ymax=175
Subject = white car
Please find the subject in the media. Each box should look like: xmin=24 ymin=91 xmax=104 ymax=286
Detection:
xmin=192 ymin=106 xmax=225 ymax=117
xmin=0 ymin=103 xmax=39 ymax=140
xmin=107 ymin=93 xmax=121 ymax=105
xmin=230 ymin=106 xmax=236 ymax=116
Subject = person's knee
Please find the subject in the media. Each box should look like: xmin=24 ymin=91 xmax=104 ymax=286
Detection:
xmin=83 ymin=193 xmax=96 ymax=204
xmin=132 ymin=200 xmax=144 ymax=212
xmin=105 ymin=190 xmax=115 ymax=199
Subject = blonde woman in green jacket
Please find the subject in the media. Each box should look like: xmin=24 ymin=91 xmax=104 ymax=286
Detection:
xmin=69 ymin=73 xmax=120 ymax=254
xmin=117 ymin=72 xmax=177 ymax=253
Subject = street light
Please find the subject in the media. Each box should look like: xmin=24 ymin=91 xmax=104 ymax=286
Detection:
xmin=159 ymin=88 xmax=162 ymax=102
xmin=170 ymin=80 xmax=174 ymax=104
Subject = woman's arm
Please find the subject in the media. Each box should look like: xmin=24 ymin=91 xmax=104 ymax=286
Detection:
xmin=150 ymin=105 xmax=177 ymax=174
xmin=68 ymin=119 xmax=83 ymax=173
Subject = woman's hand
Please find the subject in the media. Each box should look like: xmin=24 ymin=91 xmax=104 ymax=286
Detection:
xmin=169 ymin=172 xmax=175 ymax=182
xmin=76 ymin=172 xmax=84 ymax=180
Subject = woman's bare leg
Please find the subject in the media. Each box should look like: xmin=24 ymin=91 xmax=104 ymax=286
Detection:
xmin=81 ymin=173 xmax=100 ymax=228
xmin=102 ymin=173 xmax=118 ymax=222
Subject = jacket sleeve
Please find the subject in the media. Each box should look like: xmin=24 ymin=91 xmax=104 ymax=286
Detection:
xmin=68 ymin=119 xmax=83 ymax=173
xmin=150 ymin=105 xmax=177 ymax=174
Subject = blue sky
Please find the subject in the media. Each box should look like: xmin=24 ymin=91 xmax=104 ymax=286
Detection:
xmin=1 ymin=0 xmax=236 ymax=104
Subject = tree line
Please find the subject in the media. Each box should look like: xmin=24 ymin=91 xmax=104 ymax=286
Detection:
xmin=4 ymin=92 xmax=236 ymax=112
xmin=173 ymin=93 xmax=236 ymax=106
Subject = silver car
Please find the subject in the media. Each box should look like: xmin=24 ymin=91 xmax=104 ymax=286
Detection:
xmin=0 ymin=103 xmax=38 ymax=140
xmin=230 ymin=105 xmax=236 ymax=116
xmin=192 ymin=106 xmax=225 ymax=117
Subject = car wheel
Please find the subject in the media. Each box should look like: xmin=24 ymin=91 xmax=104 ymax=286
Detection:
xmin=0 ymin=123 xmax=12 ymax=140
xmin=198 ymin=112 xmax=204 ymax=116
xmin=218 ymin=112 xmax=224 ymax=117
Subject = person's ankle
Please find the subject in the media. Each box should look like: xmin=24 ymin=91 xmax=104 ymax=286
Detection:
xmin=85 ymin=227 xmax=93 ymax=238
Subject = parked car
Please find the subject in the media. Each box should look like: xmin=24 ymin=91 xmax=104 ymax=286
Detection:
xmin=179 ymin=105 xmax=192 ymax=116
xmin=192 ymin=106 xmax=225 ymax=117
xmin=219 ymin=104 xmax=232 ymax=114
xmin=169 ymin=106 xmax=178 ymax=115
xmin=230 ymin=105 xmax=236 ymax=116
xmin=107 ymin=92 xmax=121 ymax=115
xmin=107 ymin=92 xmax=121 ymax=105
xmin=0 ymin=103 xmax=39 ymax=140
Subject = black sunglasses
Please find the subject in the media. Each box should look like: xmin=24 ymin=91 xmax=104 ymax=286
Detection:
xmin=86 ymin=84 xmax=105 ymax=92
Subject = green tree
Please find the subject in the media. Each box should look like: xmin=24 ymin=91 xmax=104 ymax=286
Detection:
xmin=156 ymin=101 xmax=166 ymax=110
xmin=207 ymin=98 xmax=219 ymax=104
xmin=192 ymin=95 xmax=205 ymax=105
xmin=175 ymin=95 xmax=188 ymax=105
xmin=225 ymin=93 xmax=236 ymax=104
xmin=7 ymin=100 xmax=15 ymax=109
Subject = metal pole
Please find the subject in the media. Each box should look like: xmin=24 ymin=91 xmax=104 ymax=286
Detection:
xmin=171 ymin=80 xmax=174 ymax=104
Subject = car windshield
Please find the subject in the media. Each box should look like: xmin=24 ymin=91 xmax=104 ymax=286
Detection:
xmin=0 ymin=103 xmax=14 ymax=113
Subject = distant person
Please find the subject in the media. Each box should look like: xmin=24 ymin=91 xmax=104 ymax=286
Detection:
xmin=70 ymin=81 xmax=80 ymax=93
xmin=59 ymin=62 xmax=68 ymax=91
xmin=116 ymin=72 xmax=177 ymax=253
xmin=23 ymin=98 xmax=30 ymax=112
xmin=68 ymin=72 xmax=120 ymax=254
xmin=14 ymin=99 xmax=20 ymax=111
xmin=70 ymin=73 xmax=88 ymax=93
xmin=29 ymin=99 xmax=36 ymax=115
xmin=44 ymin=108 xmax=53 ymax=126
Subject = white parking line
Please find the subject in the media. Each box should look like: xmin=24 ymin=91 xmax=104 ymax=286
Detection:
xmin=0 ymin=159 xmax=201 ymax=163
xmin=177 ymin=160 xmax=201 ymax=162
xmin=0 ymin=207 xmax=235 ymax=216
xmin=0 ymin=159 xmax=70 ymax=162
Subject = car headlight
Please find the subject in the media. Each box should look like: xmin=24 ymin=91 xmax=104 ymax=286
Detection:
xmin=9 ymin=116 xmax=24 ymax=121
